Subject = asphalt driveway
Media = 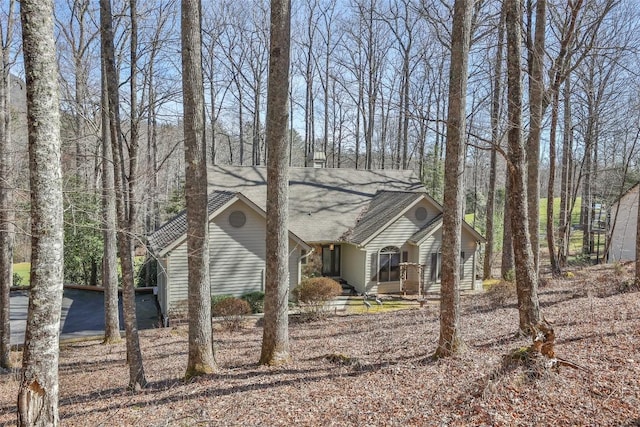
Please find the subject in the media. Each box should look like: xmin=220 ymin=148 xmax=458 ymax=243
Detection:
xmin=10 ymin=288 xmax=159 ymax=345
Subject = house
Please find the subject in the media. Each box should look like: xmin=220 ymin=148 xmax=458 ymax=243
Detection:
xmin=148 ymin=191 xmax=309 ymax=321
xmin=206 ymin=165 xmax=485 ymax=295
xmin=608 ymin=182 xmax=639 ymax=262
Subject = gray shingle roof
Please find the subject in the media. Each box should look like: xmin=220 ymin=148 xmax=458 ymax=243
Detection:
xmin=208 ymin=166 xmax=425 ymax=242
xmin=347 ymin=191 xmax=423 ymax=244
xmin=408 ymin=213 xmax=443 ymax=244
xmin=148 ymin=191 xmax=237 ymax=253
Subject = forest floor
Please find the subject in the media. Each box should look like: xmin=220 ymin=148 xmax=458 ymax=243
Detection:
xmin=1 ymin=263 xmax=639 ymax=426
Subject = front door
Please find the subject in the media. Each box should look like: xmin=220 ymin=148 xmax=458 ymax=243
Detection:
xmin=321 ymin=244 xmax=341 ymax=276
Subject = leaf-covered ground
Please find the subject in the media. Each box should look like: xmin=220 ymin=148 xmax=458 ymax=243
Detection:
xmin=1 ymin=263 xmax=639 ymax=426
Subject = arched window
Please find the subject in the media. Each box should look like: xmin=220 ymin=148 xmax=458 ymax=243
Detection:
xmin=378 ymin=246 xmax=400 ymax=282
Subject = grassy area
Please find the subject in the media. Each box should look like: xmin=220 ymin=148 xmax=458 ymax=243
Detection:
xmin=13 ymin=262 xmax=30 ymax=287
xmin=344 ymin=297 xmax=420 ymax=314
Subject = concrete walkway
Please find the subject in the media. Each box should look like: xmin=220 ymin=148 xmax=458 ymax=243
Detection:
xmin=9 ymin=288 xmax=159 ymax=345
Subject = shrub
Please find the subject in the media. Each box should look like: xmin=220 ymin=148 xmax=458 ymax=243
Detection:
xmin=12 ymin=272 xmax=24 ymax=288
xmin=292 ymin=277 xmax=342 ymax=317
xmin=210 ymin=294 xmax=234 ymax=309
xmin=212 ymin=297 xmax=251 ymax=331
xmin=486 ymin=280 xmax=516 ymax=308
xmin=241 ymin=291 xmax=265 ymax=314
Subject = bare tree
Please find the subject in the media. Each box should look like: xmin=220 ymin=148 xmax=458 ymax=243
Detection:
xmin=483 ymin=4 xmax=504 ymax=280
xmin=182 ymin=0 xmax=216 ymax=378
xmin=434 ymin=0 xmax=473 ymax=358
xmin=17 ymin=0 xmax=64 ymax=424
xmin=0 ymin=0 xmax=15 ymax=370
xmin=99 ymin=0 xmax=146 ymax=390
xmin=260 ymin=0 xmax=292 ymax=366
xmin=505 ymin=0 xmax=540 ymax=333
xmin=101 ymin=58 xmax=120 ymax=344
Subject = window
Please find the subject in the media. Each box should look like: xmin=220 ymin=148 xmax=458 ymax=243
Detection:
xmin=378 ymin=246 xmax=400 ymax=282
xmin=229 ymin=210 xmax=246 ymax=228
xmin=431 ymin=251 xmax=466 ymax=282
xmin=430 ymin=252 xmax=441 ymax=282
xmin=415 ymin=206 xmax=428 ymax=221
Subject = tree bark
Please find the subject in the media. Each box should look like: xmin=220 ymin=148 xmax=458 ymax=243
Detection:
xmin=17 ymin=1 xmax=64 ymax=424
xmin=182 ymin=0 xmax=216 ymax=378
xmin=101 ymin=57 xmax=121 ymax=345
xmin=526 ymin=0 xmax=546 ymax=273
xmin=558 ymin=77 xmax=572 ymax=267
xmin=260 ymin=0 xmax=292 ymax=366
xmin=546 ymin=89 xmax=561 ymax=276
xmin=505 ymin=0 xmax=541 ymax=333
xmin=100 ymin=0 xmax=146 ymax=390
xmin=0 ymin=0 xmax=15 ymax=370
xmin=433 ymin=0 xmax=473 ymax=359
xmin=483 ymin=5 xmax=504 ymax=280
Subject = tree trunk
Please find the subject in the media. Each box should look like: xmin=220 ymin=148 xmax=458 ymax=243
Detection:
xmin=501 ymin=176 xmax=514 ymax=279
xmin=100 ymin=0 xmax=146 ymax=390
xmin=17 ymin=1 xmax=64 ymax=424
xmin=182 ymin=0 xmax=216 ymax=378
xmin=546 ymin=89 xmax=561 ymax=276
xmin=483 ymin=5 xmax=504 ymax=280
xmin=433 ymin=0 xmax=473 ymax=359
xmin=505 ymin=0 xmax=541 ymax=333
xmin=526 ymin=0 xmax=546 ymax=273
xmin=558 ymin=77 xmax=572 ymax=267
xmin=0 ymin=0 xmax=14 ymax=370
xmin=101 ymin=58 xmax=121 ymax=345
xmin=260 ymin=0 xmax=291 ymax=366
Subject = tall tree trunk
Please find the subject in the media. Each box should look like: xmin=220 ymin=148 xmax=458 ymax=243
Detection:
xmin=17 ymin=1 xmax=64 ymax=424
xmin=558 ymin=76 xmax=572 ymax=267
xmin=101 ymin=59 xmax=121 ymax=344
xmin=483 ymin=5 xmax=504 ymax=280
xmin=526 ymin=0 xmax=546 ymax=273
xmin=100 ymin=0 xmax=146 ymax=390
xmin=0 ymin=0 xmax=14 ymax=370
xmin=546 ymin=89 xmax=561 ymax=276
xmin=260 ymin=0 xmax=291 ymax=366
xmin=182 ymin=0 xmax=216 ymax=379
xmin=433 ymin=0 xmax=473 ymax=359
xmin=501 ymin=177 xmax=514 ymax=279
xmin=505 ymin=0 xmax=541 ymax=333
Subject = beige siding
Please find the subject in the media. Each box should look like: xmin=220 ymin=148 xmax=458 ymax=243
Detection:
xmin=419 ymin=228 xmax=478 ymax=293
xmin=609 ymin=185 xmax=638 ymax=262
xmin=419 ymin=231 xmax=441 ymax=293
xmin=365 ymin=201 xmax=437 ymax=294
xmin=209 ymin=201 xmax=267 ymax=296
xmin=163 ymin=199 xmax=304 ymax=315
xmin=167 ymin=243 xmax=189 ymax=308
xmin=341 ymin=244 xmax=366 ymax=293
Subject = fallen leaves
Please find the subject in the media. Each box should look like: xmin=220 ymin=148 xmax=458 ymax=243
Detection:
xmin=0 ymin=264 xmax=638 ymax=426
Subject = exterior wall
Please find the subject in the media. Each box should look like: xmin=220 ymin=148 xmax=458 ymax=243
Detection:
xmin=209 ymin=200 xmax=267 ymax=296
xmin=341 ymin=243 xmax=366 ymax=292
xmin=419 ymin=228 xmax=478 ymax=293
xmin=364 ymin=200 xmax=439 ymax=294
xmin=609 ymin=185 xmax=638 ymax=262
xmin=419 ymin=231 xmax=441 ymax=293
xmin=161 ymin=199 xmax=304 ymax=317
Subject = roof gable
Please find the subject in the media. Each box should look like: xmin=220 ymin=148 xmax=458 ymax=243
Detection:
xmin=347 ymin=191 xmax=427 ymax=245
xmin=148 ymin=191 xmax=237 ymax=254
xmin=149 ymin=190 xmax=309 ymax=256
